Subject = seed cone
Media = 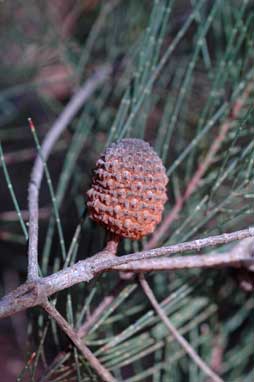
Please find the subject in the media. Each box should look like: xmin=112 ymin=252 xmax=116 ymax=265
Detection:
xmin=87 ymin=138 xmax=168 ymax=240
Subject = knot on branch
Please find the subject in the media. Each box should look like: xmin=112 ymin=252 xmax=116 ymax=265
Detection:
xmin=0 ymin=280 xmax=46 ymax=319
xmin=17 ymin=281 xmax=47 ymax=304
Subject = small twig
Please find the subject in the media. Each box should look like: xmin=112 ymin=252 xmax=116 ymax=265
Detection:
xmin=27 ymin=64 xmax=111 ymax=281
xmin=77 ymin=0 xmax=121 ymax=80
xmin=2 ymin=142 xmax=65 ymax=165
xmin=38 ymin=351 xmax=70 ymax=382
xmin=42 ymin=300 xmax=116 ymax=382
xmin=0 ymin=230 xmax=26 ymax=244
xmin=29 ymin=118 xmax=67 ymax=261
xmin=91 ymin=233 xmax=120 ymax=261
xmin=139 ymin=274 xmax=224 ymax=382
xmin=206 ymin=334 xmax=225 ymax=382
xmin=77 ymin=279 xmax=126 ymax=338
xmin=0 ymin=207 xmax=51 ymax=222
xmin=77 ymin=295 xmax=116 ymax=338
xmin=41 ymin=280 xmax=124 ymax=381
xmin=113 ymin=245 xmax=253 ymax=272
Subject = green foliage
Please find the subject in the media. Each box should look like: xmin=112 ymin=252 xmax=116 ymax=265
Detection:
xmin=1 ymin=0 xmax=254 ymax=381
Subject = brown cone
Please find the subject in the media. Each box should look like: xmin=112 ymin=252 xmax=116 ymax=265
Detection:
xmin=87 ymin=138 xmax=168 ymax=240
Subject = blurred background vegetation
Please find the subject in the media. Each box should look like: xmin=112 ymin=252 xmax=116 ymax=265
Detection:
xmin=0 ymin=0 xmax=254 ymax=381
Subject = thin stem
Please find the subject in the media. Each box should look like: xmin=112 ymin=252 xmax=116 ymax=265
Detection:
xmin=77 ymin=0 xmax=121 ymax=80
xmin=0 ymin=143 xmax=28 ymax=240
xmin=2 ymin=142 xmax=65 ymax=165
xmin=113 ymin=246 xmax=253 ymax=272
xmin=28 ymin=118 xmax=66 ymax=262
xmin=0 ymin=207 xmax=50 ymax=222
xmin=139 ymin=274 xmax=224 ymax=382
xmin=42 ymin=300 xmax=116 ymax=382
xmin=89 ymin=233 xmax=120 ymax=262
xmin=27 ymin=65 xmax=111 ymax=281
xmin=77 ymin=295 xmax=116 ymax=338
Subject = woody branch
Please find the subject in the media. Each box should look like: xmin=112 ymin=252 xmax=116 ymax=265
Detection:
xmin=0 ymin=231 xmax=253 ymax=320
